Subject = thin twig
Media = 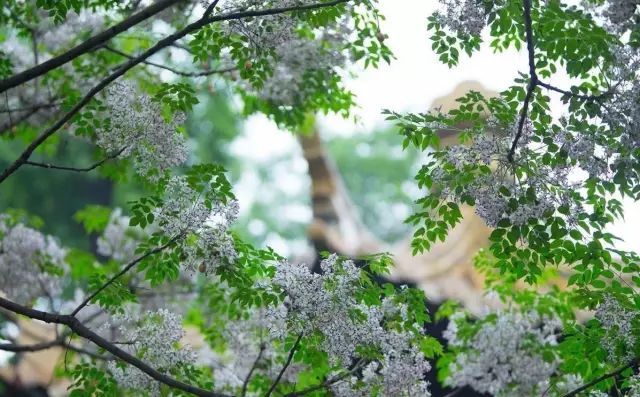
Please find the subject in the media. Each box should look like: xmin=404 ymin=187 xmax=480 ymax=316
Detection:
xmin=203 ymin=0 xmax=222 ymax=18
xmin=561 ymin=358 xmax=639 ymax=397
xmin=284 ymin=358 xmax=367 ymax=397
xmin=507 ymin=0 xmax=538 ymax=162
xmin=0 ymin=337 xmax=111 ymax=360
xmin=265 ymin=333 xmax=304 ymax=397
xmin=24 ymin=147 xmax=126 ymax=173
xmin=241 ymin=343 xmax=266 ymax=396
xmin=0 ymin=107 xmax=39 ymax=135
xmin=537 ymin=80 xmax=613 ymax=102
xmin=0 ymin=102 xmax=60 ymax=113
xmin=70 ymin=235 xmax=180 ymax=317
xmin=103 ymin=45 xmax=235 ymax=77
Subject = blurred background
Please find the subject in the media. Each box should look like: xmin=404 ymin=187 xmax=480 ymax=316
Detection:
xmin=1 ymin=0 xmax=638 ymax=395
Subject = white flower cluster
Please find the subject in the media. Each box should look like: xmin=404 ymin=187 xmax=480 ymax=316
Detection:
xmin=97 ymin=82 xmax=188 ymax=180
xmin=434 ymin=121 xmax=581 ymax=228
xmin=332 ymin=331 xmax=432 ymax=396
xmin=97 ymin=208 xmax=150 ymax=262
xmin=627 ymin=373 xmax=640 ymax=397
xmin=257 ymin=29 xmax=350 ymax=105
xmin=268 ymin=255 xmax=431 ymax=396
xmin=221 ymin=1 xmax=301 ymax=49
xmin=595 ymin=294 xmax=638 ymax=363
xmin=207 ymin=305 xmax=301 ymax=391
xmin=0 ymin=217 xmax=66 ymax=303
xmin=603 ymin=0 xmax=639 ymax=27
xmin=155 ymin=175 xmax=240 ymax=272
xmin=106 ymin=309 xmax=196 ymax=396
xmin=220 ymin=0 xmax=352 ymax=106
xmin=434 ymin=0 xmax=487 ymax=36
xmin=603 ymin=46 xmax=640 ymax=162
xmin=553 ymin=373 xmax=584 ymax=396
xmin=556 ymin=128 xmax=611 ymax=179
xmin=444 ymin=310 xmax=562 ymax=397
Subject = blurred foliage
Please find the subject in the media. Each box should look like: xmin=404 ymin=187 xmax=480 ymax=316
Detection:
xmin=1 ymin=84 xmax=419 ymax=254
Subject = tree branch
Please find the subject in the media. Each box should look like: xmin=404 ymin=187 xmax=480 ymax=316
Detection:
xmin=507 ymin=0 xmax=538 ymax=163
xmin=0 ymin=296 xmax=232 ymax=397
xmin=561 ymin=358 xmax=639 ymax=397
xmin=0 ymin=107 xmax=40 ymax=135
xmin=0 ymin=338 xmax=61 ymax=352
xmin=0 ymin=0 xmax=183 ymax=94
xmin=203 ymin=0 xmax=222 ymax=18
xmin=70 ymin=236 xmax=180 ymax=317
xmin=0 ymin=102 xmax=60 ymax=114
xmin=284 ymin=358 xmax=367 ymax=397
xmin=537 ymin=80 xmax=612 ymax=102
xmin=241 ymin=343 xmax=266 ymax=397
xmin=103 ymin=45 xmax=235 ymax=77
xmin=24 ymin=147 xmax=126 ymax=173
xmin=265 ymin=333 xmax=304 ymax=397
xmin=0 ymin=0 xmax=351 ymax=185
xmin=0 ymin=336 xmax=111 ymax=360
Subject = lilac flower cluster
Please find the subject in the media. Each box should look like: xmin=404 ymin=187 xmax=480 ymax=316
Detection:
xmin=106 ymin=309 xmax=196 ymax=396
xmin=267 ymin=255 xmax=432 ymax=396
xmin=97 ymin=82 xmax=188 ymax=180
xmin=0 ymin=217 xmax=67 ymax=303
xmin=434 ymin=0 xmax=487 ymax=36
xmin=444 ymin=310 xmax=562 ymax=396
xmin=595 ymin=295 xmax=639 ymax=363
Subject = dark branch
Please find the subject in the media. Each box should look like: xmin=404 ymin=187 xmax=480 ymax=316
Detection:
xmin=70 ymin=236 xmax=180 ymax=317
xmin=507 ymin=0 xmax=538 ymax=163
xmin=241 ymin=343 xmax=266 ymax=397
xmin=0 ymin=0 xmax=182 ymax=94
xmin=537 ymin=80 xmax=612 ymax=102
xmin=103 ymin=45 xmax=235 ymax=77
xmin=0 ymin=337 xmax=110 ymax=360
xmin=24 ymin=147 xmax=126 ymax=173
xmin=0 ymin=107 xmax=40 ymax=135
xmin=284 ymin=358 xmax=367 ymax=397
xmin=561 ymin=358 xmax=639 ymax=397
xmin=0 ymin=0 xmax=351 ymax=185
xmin=203 ymin=0 xmax=222 ymax=18
xmin=0 ymin=296 xmax=232 ymax=397
xmin=265 ymin=333 xmax=304 ymax=397
xmin=0 ymin=339 xmax=60 ymax=352
xmin=0 ymin=102 xmax=60 ymax=114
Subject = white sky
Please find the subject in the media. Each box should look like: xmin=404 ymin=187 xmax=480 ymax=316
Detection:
xmin=232 ymin=0 xmax=638 ymax=253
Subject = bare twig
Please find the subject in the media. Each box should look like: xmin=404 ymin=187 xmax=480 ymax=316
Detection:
xmin=24 ymin=147 xmax=126 ymax=173
xmin=537 ymin=80 xmax=613 ymax=102
xmin=0 ymin=102 xmax=60 ymax=114
xmin=203 ymin=0 xmax=222 ymax=18
xmin=241 ymin=343 xmax=266 ymax=396
xmin=70 ymin=235 xmax=180 ymax=317
xmin=561 ymin=358 xmax=639 ymax=397
xmin=265 ymin=333 xmax=304 ymax=397
xmin=507 ymin=0 xmax=538 ymax=162
xmin=0 ymin=336 xmax=111 ymax=360
xmin=103 ymin=45 xmax=235 ymax=77
xmin=284 ymin=358 xmax=367 ymax=397
xmin=0 ymin=107 xmax=40 ymax=135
